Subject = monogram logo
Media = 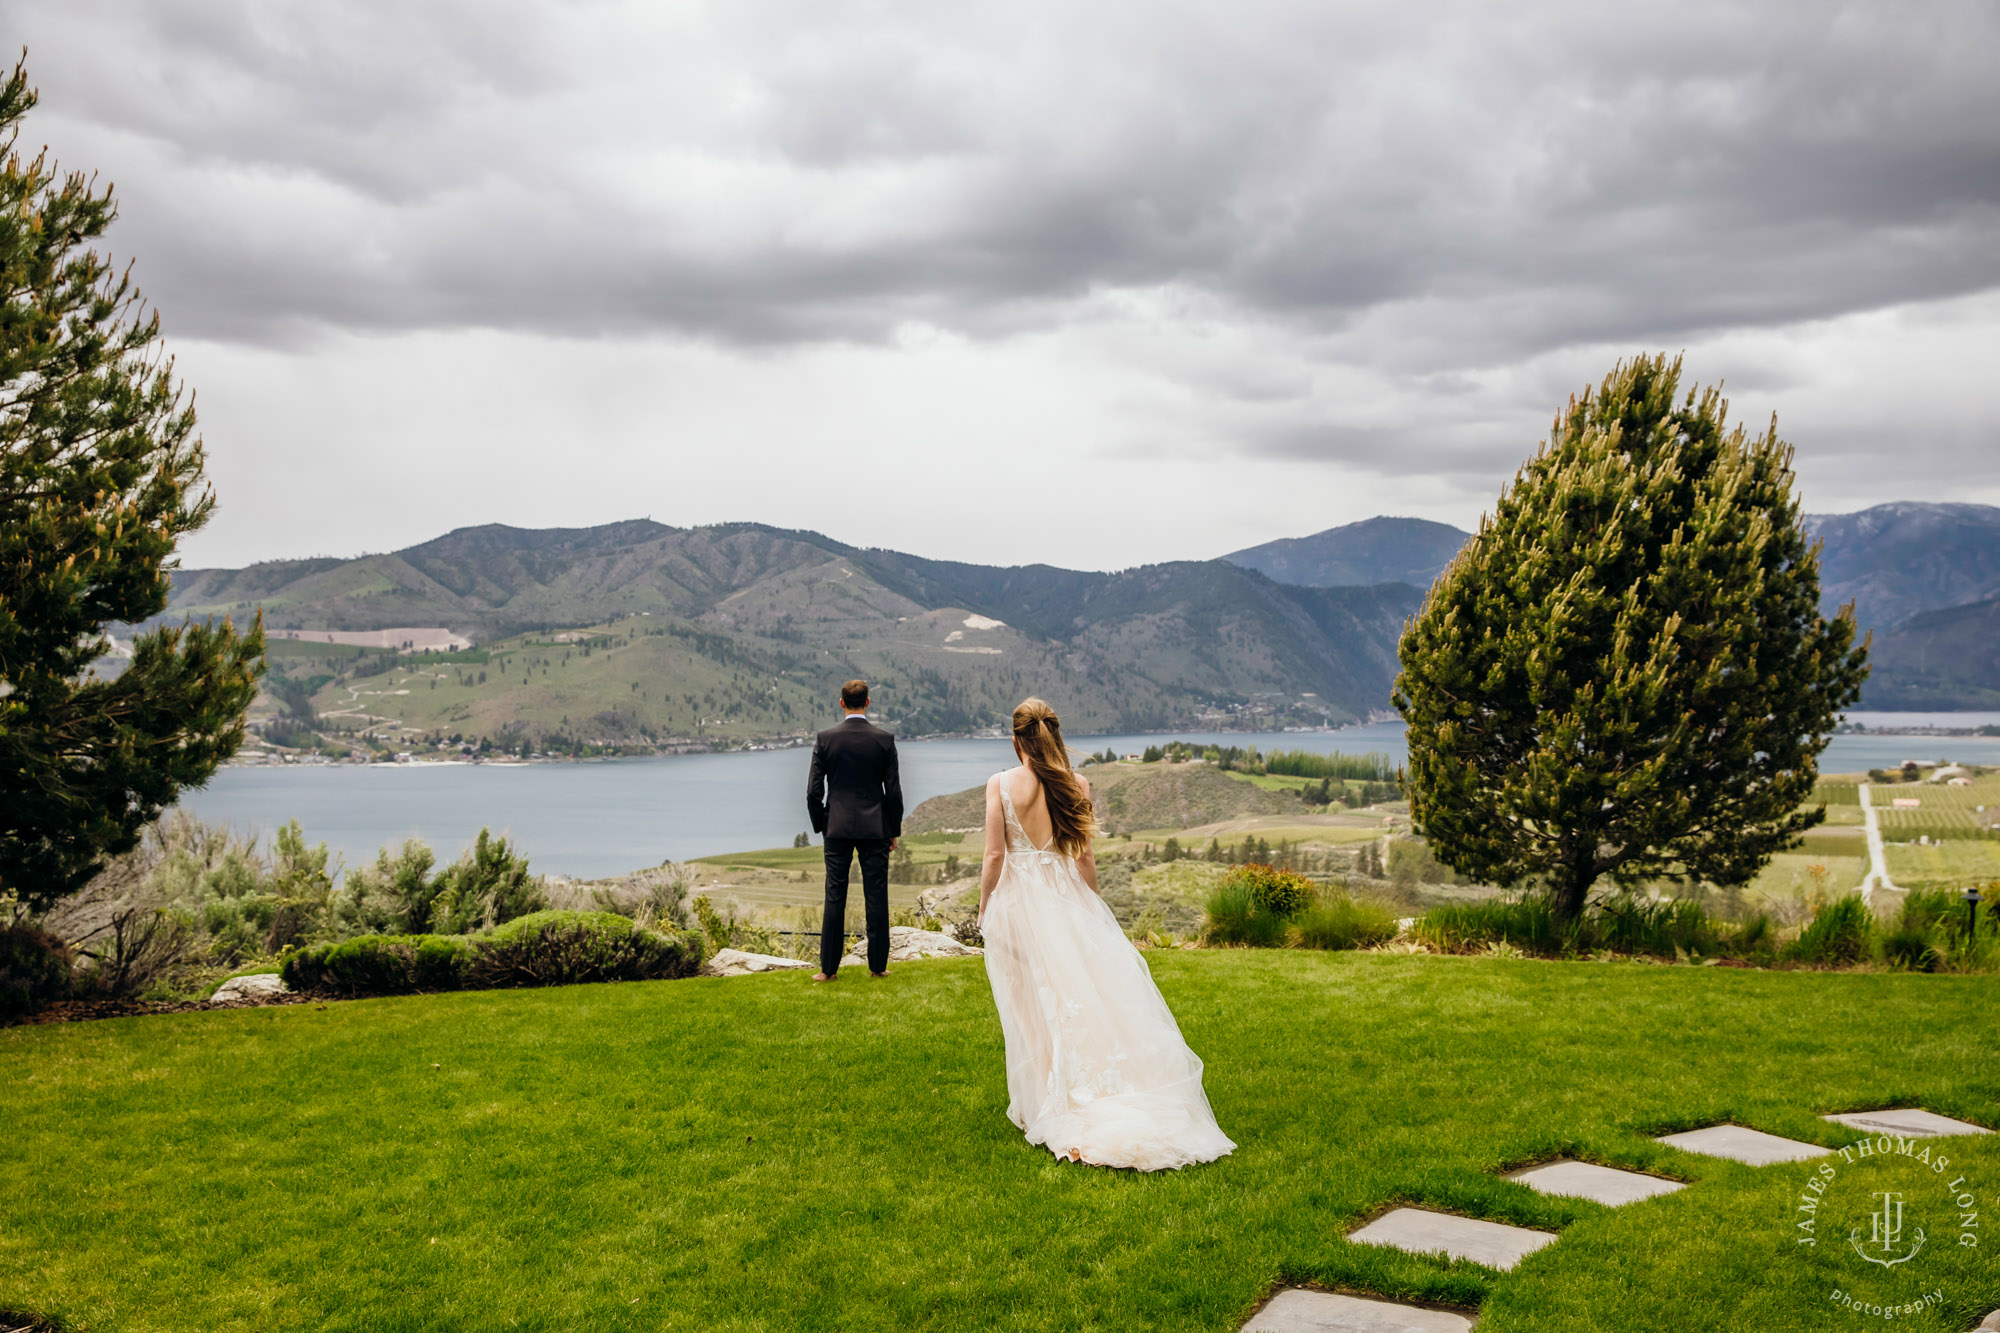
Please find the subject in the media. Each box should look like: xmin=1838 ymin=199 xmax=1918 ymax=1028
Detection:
xmin=1849 ymin=1191 xmax=1926 ymax=1268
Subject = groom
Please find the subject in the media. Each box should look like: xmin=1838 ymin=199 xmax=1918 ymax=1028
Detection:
xmin=805 ymin=679 xmax=903 ymax=981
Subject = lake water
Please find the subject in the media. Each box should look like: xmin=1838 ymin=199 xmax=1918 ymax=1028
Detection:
xmin=179 ymin=718 xmax=2000 ymax=879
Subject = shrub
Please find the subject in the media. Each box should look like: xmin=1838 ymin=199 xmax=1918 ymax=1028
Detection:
xmin=1882 ymin=924 xmax=1942 ymax=972
xmin=72 ymin=907 xmax=198 ymax=999
xmin=1596 ymin=894 xmax=1720 ymax=957
xmin=337 ymin=830 xmax=546 ymax=938
xmin=1729 ymin=913 xmax=1773 ymax=955
xmin=0 ymin=922 xmax=72 ymax=1016
xmin=435 ymin=829 xmax=547 ymax=932
xmin=1898 ymin=887 xmax=1962 ymax=935
xmin=1201 ymin=882 xmax=1289 ymax=948
xmin=1413 ymin=893 xmax=1576 ymax=955
xmin=470 ymin=911 xmax=699 ymax=989
xmin=1224 ymin=863 xmax=1315 ymax=918
xmin=283 ymin=933 xmax=471 ymax=995
xmin=1789 ymin=894 xmax=1875 ymax=965
xmin=1294 ymin=893 xmax=1398 ymax=951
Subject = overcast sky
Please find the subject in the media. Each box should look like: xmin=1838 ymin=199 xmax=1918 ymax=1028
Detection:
xmin=15 ymin=1 xmax=2000 ymax=571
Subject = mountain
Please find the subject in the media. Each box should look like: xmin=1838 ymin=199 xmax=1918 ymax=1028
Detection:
xmin=1795 ymin=502 xmax=2000 ymax=710
xmin=1223 ymin=516 xmax=1469 ymax=590
xmin=166 ymin=521 xmax=1424 ymax=750
xmin=1805 ymin=503 xmax=2000 ymax=630
xmin=1860 ymin=596 xmax=2000 ymax=709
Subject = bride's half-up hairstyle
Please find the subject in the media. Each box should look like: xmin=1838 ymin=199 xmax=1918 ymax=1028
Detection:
xmin=1011 ymin=698 xmax=1097 ymax=857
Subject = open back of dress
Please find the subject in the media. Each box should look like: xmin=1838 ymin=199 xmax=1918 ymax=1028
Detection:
xmin=980 ymin=772 xmax=1235 ymax=1171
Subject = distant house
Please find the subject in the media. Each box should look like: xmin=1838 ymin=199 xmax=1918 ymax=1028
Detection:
xmin=1948 ymin=777 xmax=1973 ymax=787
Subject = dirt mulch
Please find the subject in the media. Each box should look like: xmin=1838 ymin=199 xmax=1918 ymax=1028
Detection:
xmin=5 ymin=988 xmax=326 ymax=1028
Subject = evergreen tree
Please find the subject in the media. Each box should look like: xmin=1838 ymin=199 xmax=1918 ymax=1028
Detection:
xmin=0 ymin=60 xmax=263 ymax=912
xmin=1393 ymin=354 xmax=1867 ymax=920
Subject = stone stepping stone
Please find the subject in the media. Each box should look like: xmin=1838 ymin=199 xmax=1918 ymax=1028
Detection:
xmin=1822 ymin=1108 xmax=1991 ymax=1139
xmin=1505 ymin=1158 xmax=1685 ymax=1206
xmin=1655 ymin=1124 xmax=1831 ymax=1165
xmin=1349 ymin=1207 xmax=1557 ymax=1271
xmin=1242 ymin=1289 xmax=1473 ymax=1332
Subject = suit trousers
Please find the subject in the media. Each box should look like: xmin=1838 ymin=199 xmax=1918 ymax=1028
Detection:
xmin=821 ymin=837 xmax=892 ymax=974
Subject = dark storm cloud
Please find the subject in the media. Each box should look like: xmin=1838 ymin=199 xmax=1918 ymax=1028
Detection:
xmin=15 ymin=0 xmax=2000 ymax=360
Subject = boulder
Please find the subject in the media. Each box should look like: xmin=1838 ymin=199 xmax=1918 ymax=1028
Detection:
xmin=702 ymin=948 xmax=812 ymax=978
xmin=839 ymin=925 xmax=985 ymax=970
xmin=208 ymin=973 xmax=290 ymax=1007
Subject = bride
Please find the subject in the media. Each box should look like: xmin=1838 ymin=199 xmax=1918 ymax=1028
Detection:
xmin=976 ymin=698 xmax=1235 ymax=1171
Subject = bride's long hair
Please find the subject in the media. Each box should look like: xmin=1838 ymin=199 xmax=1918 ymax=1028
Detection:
xmin=1011 ymin=698 xmax=1097 ymax=857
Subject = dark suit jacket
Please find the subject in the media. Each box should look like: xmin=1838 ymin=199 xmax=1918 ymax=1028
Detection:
xmin=807 ymin=718 xmax=904 ymax=840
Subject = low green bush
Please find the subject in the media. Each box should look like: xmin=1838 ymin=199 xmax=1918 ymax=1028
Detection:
xmin=1201 ymin=883 xmax=1289 ymax=948
xmin=1294 ymin=893 xmax=1398 ymax=951
xmin=1789 ymin=894 xmax=1875 ymax=965
xmin=283 ymin=933 xmax=473 ymax=995
xmin=0 ymin=922 xmax=72 ymax=1017
xmin=470 ymin=910 xmax=699 ymax=989
xmin=1224 ymin=863 xmax=1315 ymax=918
xmin=283 ymin=911 xmax=698 ymax=996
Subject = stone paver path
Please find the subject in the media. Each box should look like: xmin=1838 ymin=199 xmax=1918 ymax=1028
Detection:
xmin=1242 ymin=1290 xmax=1473 ymax=1332
xmin=1505 ymin=1158 xmax=1685 ymax=1206
xmin=1244 ymin=1106 xmax=1989 ymax=1330
xmin=1349 ymin=1208 xmax=1556 ymax=1271
xmin=1655 ymin=1123 xmax=1832 ymax=1165
xmin=1822 ymin=1107 xmax=1991 ymax=1139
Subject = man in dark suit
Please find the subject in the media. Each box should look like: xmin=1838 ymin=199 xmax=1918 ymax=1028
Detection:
xmin=806 ymin=679 xmax=903 ymax=980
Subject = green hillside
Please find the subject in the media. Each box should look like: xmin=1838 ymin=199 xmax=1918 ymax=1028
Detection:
xmin=905 ymin=761 xmax=1315 ymax=835
xmin=168 ymin=522 xmax=1424 ymax=753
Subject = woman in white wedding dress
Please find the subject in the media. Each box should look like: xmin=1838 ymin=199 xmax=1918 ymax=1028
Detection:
xmin=977 ymin=698 xmax=1235 ymax=1172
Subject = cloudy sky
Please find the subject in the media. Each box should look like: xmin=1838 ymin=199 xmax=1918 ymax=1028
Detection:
xmin=15 ymin=1 xmax=2000 ymax=571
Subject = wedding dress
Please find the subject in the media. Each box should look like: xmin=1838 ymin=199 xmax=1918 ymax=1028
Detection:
xmin=981 ymin=775 xmax=1236 ymax=1171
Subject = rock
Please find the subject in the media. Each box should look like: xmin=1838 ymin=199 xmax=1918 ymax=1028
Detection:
xmin=1976 ymin=1309 xmax=2000 ymax=1332
xmin=208 ymin=973 xmax=290 ymax=1007
xmin=836 ymin=925 xmax=984 ymax=971
xmin=702 ymin=949 xmax=812 ymax=977
xmin=883 ymin=925 xmax=982 ymax=960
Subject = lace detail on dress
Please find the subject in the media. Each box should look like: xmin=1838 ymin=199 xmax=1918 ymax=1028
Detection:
xmin=999 ymin=784 xmax=1059 ymax=857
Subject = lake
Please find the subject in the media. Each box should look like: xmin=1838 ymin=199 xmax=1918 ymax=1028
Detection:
xmin=178 ymin=719 xmax=2000 ymax=879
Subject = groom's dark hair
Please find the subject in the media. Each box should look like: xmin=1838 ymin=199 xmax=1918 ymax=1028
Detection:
xmin=841 ymin=679 xmax=869 ymax=709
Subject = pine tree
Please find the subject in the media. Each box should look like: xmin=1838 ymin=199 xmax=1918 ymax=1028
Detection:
xmin=1393 ymin=354 xmax=1868 ymax=920
xmin=0 ymin=60 xmax=263 ymax=912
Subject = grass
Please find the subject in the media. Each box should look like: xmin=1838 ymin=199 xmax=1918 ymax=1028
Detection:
xmin=6 ymin=955 xmax=1998 ymax=1332
xmin=1885 ymin=838 xmax=2000 ymax=885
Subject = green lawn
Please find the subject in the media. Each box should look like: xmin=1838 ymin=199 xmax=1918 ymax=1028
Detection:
xmin=5 ymin=955 xmax=1997 ymax=1331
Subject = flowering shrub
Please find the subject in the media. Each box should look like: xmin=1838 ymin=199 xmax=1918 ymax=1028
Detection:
xmin=1223 ymin=863 xmax=1315 ymax=918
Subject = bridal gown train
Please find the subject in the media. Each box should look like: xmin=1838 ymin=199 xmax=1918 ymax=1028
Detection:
xmin=981 ymin=779 xmax=1235 ymax=1171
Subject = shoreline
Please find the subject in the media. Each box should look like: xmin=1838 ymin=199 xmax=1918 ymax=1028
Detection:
xmin=226 ymin=714 xmax=2000 ymax=768
xmin=225 ymin=718 xmax=1413 ymax=767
